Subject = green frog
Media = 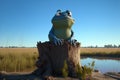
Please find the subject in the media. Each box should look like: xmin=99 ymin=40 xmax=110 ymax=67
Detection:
xmin=49 ymin=10 xmax=76 ymax=45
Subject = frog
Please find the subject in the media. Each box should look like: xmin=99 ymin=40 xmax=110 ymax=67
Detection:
xmin=48 ymin=10 xmax=77 ymax=45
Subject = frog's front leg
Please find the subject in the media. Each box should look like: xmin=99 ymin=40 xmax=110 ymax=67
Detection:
xmin=48 ymin=27 xmax=63 ymax=45
xmin=67 ymin=30 xmax=77 ymax=46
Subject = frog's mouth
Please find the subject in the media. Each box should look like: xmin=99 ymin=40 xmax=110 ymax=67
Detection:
xmin=52 ymin=17 xmax=74 ymax=28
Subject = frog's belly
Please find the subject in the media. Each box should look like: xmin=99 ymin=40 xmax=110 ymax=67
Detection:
xmin=54 ymin=29 xmax=71 ymax=39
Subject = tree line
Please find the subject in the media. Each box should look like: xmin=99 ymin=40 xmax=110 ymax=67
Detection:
xmin=104 ymin=44 xmax=120 ymax=48
xmin=83 ymin=44 xmax=120 ymax=48
xmin=0 ymin=44 xmax=120 ymax=48
xmin=0 ymin=46 xmax=36 ymax=48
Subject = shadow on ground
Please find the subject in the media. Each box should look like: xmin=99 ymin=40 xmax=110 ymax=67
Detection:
xmin=0 ymin=72 xmax=42 ymax=80
xmin=0 ymin=71 xmax=79 ymax=80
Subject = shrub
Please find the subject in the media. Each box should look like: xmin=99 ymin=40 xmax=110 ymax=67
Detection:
xmin=76 ymin=61 xmax=95 ymax=80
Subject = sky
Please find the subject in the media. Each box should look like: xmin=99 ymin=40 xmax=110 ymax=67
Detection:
xmin=0 ymin=0 xmax=120 ymax=47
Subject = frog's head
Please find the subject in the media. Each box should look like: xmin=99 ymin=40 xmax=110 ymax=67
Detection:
xmin=52 ymin=10 xmax=75 ymax=28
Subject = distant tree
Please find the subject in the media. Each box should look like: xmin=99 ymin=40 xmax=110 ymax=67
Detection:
xmin=0 ymin=46 xmax=3 ymax=48
xmin=118 ymin=45 xmax=120 ymax=48
xmin=113 ymin=44 xmax=117 ymax=48
xmin=104 ymin=44 xmax=113 ymax=48
xmin=95 ymin=45 xmax=98 ymax=48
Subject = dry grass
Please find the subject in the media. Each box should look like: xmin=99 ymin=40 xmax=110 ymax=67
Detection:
xmin=80 ymin=48 xmax=120 ymax=58
xmin=0 ymin=48 xmax=120 ymax=72
xmin=81 ymin=48 xmax=120 ymax=53
xmin=0 ymin=48 xmax=38 ymax=54
xmin=1 ymin=47 xmax=119 ymax=55
xmin=0 ymin=48 xmax=38 ymax=72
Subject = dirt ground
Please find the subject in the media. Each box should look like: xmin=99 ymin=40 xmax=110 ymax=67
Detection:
xmin=0 ymin=71 xmax=119 ymax=80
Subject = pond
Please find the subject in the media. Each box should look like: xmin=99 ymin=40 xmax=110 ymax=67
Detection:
xmin=81 ymin=57 xmax=120 ymax=73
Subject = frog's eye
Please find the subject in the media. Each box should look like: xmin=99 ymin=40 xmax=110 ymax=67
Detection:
xmin=66 ymin=10 xmax=72 ymax=17
xmin=56 ymin=9 xmax=62 ymax=16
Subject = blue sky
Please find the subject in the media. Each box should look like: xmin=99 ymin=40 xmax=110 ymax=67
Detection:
xmin=0 ymin=0 xmax=120 ymax=47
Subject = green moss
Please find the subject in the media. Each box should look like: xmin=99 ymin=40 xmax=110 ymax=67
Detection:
xmin=62 ymin=60 xmax=68 ymax=77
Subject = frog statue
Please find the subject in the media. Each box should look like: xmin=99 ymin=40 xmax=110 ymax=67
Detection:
xmin=32 ymin=10 xmax=80 ymax=79
xmin=49 ymin=10 xmax=77 ymax=45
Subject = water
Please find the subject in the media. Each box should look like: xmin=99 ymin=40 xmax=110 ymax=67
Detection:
xmin=81 ymin=57 xmax=120 ymax=73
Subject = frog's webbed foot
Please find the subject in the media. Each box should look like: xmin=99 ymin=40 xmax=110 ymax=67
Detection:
xmin=68 ymin=39 xmax=77 ymax=46
xmin=53 ymin=37 xmax=63 ymax=45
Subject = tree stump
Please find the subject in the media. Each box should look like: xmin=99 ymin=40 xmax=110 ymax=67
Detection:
xmin=35 ymin=41 xmax=81 ymax=77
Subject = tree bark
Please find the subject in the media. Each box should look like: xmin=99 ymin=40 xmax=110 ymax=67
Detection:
xmin=36 ymin=41 xmax=81 ymax=77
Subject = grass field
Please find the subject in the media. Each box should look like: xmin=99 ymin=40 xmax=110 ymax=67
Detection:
xmin=0 ymin=48 xmax=120 ymax=72
xmin=81 ymin=48 xmax=120 ymax=53
xmin=0 ymin=48 xmax=38 ymax=72
xmin=81 ymin=48 xmax=120 ymax=58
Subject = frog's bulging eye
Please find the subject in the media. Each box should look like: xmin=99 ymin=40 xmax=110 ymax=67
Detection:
xmin=56 ymin=9 xmax=62 ymax=16
xmin=66 ymin=10 xmax=72 ymax=17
